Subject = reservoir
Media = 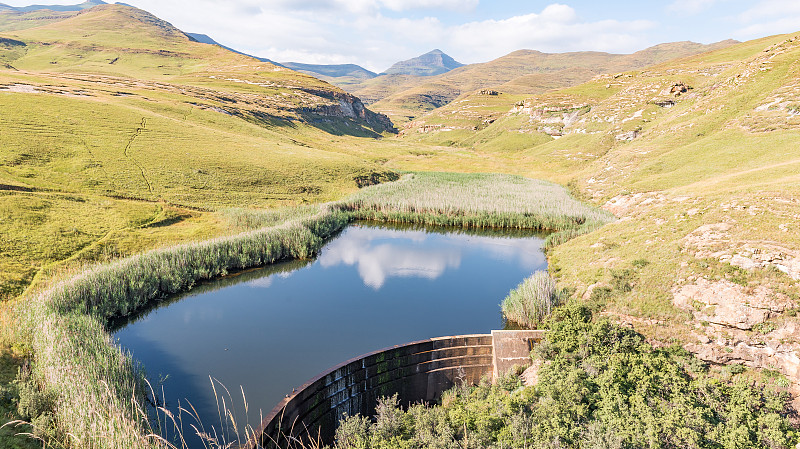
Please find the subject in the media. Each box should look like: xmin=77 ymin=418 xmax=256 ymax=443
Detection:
xmin=112 ymin=222 xmax=547 ymax=443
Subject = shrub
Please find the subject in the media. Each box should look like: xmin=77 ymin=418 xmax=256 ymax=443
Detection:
xmin=333 ymin=303 xmax=800 ymax=449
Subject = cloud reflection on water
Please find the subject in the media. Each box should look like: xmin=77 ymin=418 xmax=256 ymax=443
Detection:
xmin=247 ymin=271 xmax=294 ymax=289
xmin=320 ymin=236 xmax=461 ymax=289
xmin=318 ymin=226 xmax=544 ymax=290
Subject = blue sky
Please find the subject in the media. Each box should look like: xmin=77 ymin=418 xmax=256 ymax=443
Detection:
xmin=4 ymin=0 xmax=800 ymax=71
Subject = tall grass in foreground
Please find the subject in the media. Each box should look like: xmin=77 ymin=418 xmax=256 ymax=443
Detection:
xmin=9 ymin=172 xmax=614 ymax=449
xmin=14 ymin=206 xmax=348 ymax=449
xmin=501 ymin=271 xmax=564 ymax=329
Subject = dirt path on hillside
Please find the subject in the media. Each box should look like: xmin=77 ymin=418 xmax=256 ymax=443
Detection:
xmin=123 ymin=117 xmax=153 ymax=193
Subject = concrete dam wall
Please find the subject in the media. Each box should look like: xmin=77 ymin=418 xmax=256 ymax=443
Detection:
xmin=251 ymin=331 xmax=543 ymax=448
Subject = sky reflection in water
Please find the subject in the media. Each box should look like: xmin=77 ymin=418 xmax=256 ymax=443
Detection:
xmin=113 ymin=223 xmax=547 ymax=444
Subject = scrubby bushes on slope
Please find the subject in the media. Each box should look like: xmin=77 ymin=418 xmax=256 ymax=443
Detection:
xmin=333 ymin=304 xmax=799 ymax=449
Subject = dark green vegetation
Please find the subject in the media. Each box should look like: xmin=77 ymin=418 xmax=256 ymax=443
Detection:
xmin=0 ymin=349 xmax=42 ymax=449
xmin=332 ymin=304 xmax=799 ymax=449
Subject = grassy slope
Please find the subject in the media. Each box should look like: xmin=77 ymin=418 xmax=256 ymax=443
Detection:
xmin=1 ymin=4 xmax=799 ymax=444
xmin=391 ymin=33 xmax=800 ymax=389
xmin=0 ymin=4 xmax=417 ymax=299
xmin=363 ymin=40 xmax=737 ymax=125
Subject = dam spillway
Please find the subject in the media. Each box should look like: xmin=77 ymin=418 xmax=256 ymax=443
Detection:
xmin=254 ymin=330 xmax=544 ymax=448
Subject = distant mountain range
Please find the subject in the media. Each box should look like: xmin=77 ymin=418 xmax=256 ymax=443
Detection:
xmin=0 ymin=0 xmax=740 ymax=126
xmin=358 ymin=40 xmax=739 ymax=123
xmin=281 ymin=62 xmax=377 ymax=81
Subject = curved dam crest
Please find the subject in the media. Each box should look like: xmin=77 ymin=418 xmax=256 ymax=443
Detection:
xmin=112 ymin=222 xmax=549 ymax=447
xmin=255 ymin=330 xmax=544 ymax=448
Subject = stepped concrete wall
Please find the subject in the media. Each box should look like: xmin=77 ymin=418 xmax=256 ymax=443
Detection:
xmin=251 ymin=331 xmax=543 ymax=449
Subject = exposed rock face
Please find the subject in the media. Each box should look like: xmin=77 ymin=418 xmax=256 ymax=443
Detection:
xmin=300 ymin=89 xmax=396 ymax=133
xmin=615 ymin=130 xmax=640 ymax=141
xmin=382 ymin=49 xmax=463 ymax=77
xmin=684 ymin=320 xmax=800 ymax=404
xmin=673 ymin=279 xmax=793 ymax=329
xmin=671 ymin=221 xmax=800 ymax=400
xmin=664 ymin=82 xmax=691 ymax=96
xmin=682 ymin=223 xmax=800 ymax=280
xmin=521 ymin=360 xmax=542 ymax=387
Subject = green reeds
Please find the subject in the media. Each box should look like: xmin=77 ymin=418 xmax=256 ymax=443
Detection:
xmin=337 ymin=172 xmax=614 ymax=232
xmin=501 ymin=271 xmax=564 ymax=329
xmin=17 ymin=206 xmax=349 ymax=449
xmin=49 ymin=207 xmax=348 ymax=320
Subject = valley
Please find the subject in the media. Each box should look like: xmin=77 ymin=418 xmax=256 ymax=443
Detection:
xmin=1 ymin=1 xmax=799 ymax=449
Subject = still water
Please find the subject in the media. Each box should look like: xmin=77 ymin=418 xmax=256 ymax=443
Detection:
xmin=113 ymin=222 xmax=547 ymax=440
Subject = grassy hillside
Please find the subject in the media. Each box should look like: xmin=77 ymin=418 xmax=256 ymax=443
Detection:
xmin=2 ymin=3 xmax=800 ymax=445
xmin=0 ymin=8 xmax=77 ymax=32
xmin=392 ymin=32 xmax=800 ymax=396
xmin=0 ymin=3 xmax=411 ymax=299
xmin=367 ymin=40 xmax=737 ymax=125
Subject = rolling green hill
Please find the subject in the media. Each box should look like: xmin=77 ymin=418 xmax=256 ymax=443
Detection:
xmin=0 ymin=3 xmax=405 ymax=299
xmin=0 ymin=6 xmax=79 ymax=32
xmin=392 ymin=32 xmax=800 ymax=395
xmin=0 ymin=0 xmax=104 ymax=12
xmin=2 ymin=3 xmax=800 ymax=446
xmin=359 ymin=40 xmax=737 ymax=124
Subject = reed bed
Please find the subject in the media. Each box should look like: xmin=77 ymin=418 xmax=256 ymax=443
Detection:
xmin=338 ymin=172 xmax=614 ymax=232
xmin=48 ymin=208 xmax=348 ymax=320
xmin=10 ymin=172 xmax=612 ymax=449
xmin=220 ymin=206 xmax=323 ymax=232
xmin=15 ymin=206 xmax=349 ymax=449
xmin=501 ymin=271 xmax=564 ymax=329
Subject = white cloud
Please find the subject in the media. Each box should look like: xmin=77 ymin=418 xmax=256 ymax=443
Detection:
xmin=442 ymin=5 xmax=655 ymax=62
xmin=104 ymin=1 xmax=659 ymax=71
xmin=318 ymin=229 xmax=461 ymax=289
xmin=734 ymin=0 xmax=800 ymax=38
xmin=739 ymin=0 xmax=800 ymax=19
xmin=667 ymin=0 xmax=721 ymax=15
xmin=379 ymin=0 xmax=479 ymax=12
xmin=0 ymin=1 xmax=670 ymax=72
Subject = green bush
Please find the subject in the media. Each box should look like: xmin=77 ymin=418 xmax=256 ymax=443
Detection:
xmin=331 ymin=303 xmax=800 ymax=449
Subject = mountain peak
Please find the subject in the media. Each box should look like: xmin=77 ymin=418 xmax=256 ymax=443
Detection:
xmin=383 ymin=49 xmax=463 ymax=77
